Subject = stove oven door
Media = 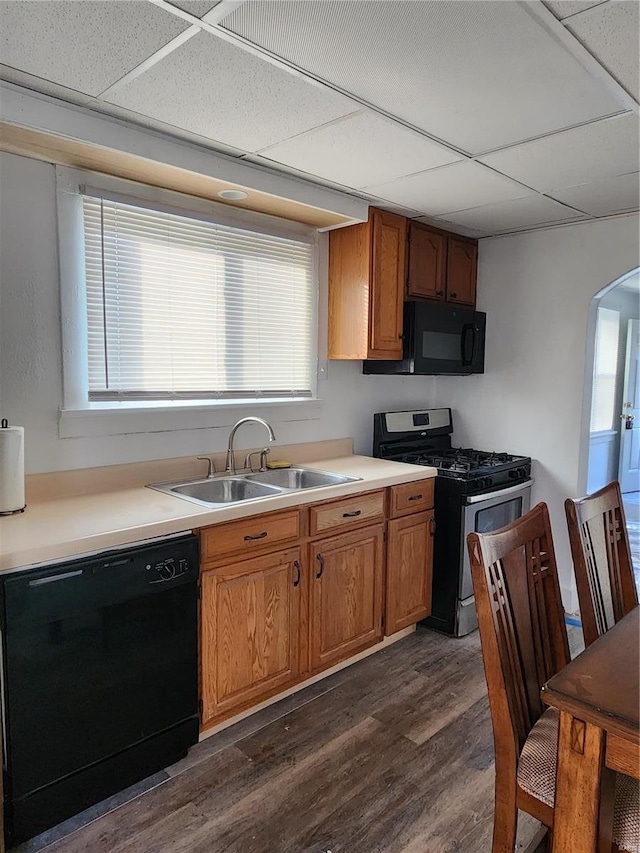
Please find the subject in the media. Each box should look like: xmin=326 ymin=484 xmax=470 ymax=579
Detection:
xmin=458 ymin=479 xmax=533 ymax=635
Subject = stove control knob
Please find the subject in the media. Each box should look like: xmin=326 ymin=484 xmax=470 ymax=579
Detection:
xmin=509 ymin=467 xmax=528 ymax=480
xmin=485 ymin=476 xmax=493 ymax=488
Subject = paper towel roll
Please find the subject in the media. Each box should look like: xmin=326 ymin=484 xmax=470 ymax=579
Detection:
xmin=0 ymin=421 xmax=26 ymax=514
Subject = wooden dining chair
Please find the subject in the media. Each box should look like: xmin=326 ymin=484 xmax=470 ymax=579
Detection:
xmin=565 ymin=480 xmax=638 ymax=648
xmin=468 ymin=502 xmax=569 ymax=852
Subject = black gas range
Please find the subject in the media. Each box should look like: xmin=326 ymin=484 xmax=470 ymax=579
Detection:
xmin=373 ymin=408 xmax=533 ymax=636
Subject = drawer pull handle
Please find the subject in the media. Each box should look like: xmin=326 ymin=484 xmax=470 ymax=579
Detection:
xmin=315 ymin=553 xmax=324 ymax=579
xmin=244 ymin=531 xmax=268 ymax=541
xmin=342 ymin=510 xmax=362 ymax=518
xmin=407 ymin=494 xmax=423 ymax=502
xmin=293 ymin=560 xmax=301 ymax=587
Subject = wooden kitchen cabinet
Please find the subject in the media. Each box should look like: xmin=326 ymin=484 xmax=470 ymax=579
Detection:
xmin=386 ymin=511 xmax=434 ymax=634
xmin=407 ymin=221 xmax=446 ymax=301
xmin=309 ymin=525 xmax=384 ymax=673
xmin=385 ymin=479 xmax=435 ymax=635
xmin=406 ymin=221 xmax=477 ymax=307
xmin=446 ymin=236 xmax=477 ymax=306
xmin=198 ymin=476 xmax=434 ymax=728
xmin=200 ymin=547 xmax=302 ymax=726
xmin=328 ymin=207 xmax=406 ymax=360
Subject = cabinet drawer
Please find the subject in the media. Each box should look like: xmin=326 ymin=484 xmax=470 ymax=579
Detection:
xmin=200 ymin=509 xmax=302 ymax=563
xmin=389 ymin=479 xmax=434 ymax=518
xmin=310 ymin=490 xmax=385 ymax=536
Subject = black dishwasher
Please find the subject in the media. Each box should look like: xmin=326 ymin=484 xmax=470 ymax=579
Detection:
xmin=1 ymin=533 xmax=200 ymax=844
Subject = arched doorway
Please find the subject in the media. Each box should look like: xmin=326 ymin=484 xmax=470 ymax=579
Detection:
xmin=584 ymin=267 xmax=640 ymax=592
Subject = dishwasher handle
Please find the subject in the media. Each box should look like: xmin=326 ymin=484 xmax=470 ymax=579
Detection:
xmin=29 ymin=570 xmax=84 ymax=587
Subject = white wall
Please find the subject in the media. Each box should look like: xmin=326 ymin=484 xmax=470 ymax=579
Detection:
xmin=0 ymin=152 xmax=438 ymax=472
xmin=434 ymin=216 xmax=640 ymax=609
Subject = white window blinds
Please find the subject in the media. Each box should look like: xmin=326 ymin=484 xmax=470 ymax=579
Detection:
xmin=590 ymin=306 xmax=620 ymax=432
xmin=82 ymin=193 xmax=314 ymax=401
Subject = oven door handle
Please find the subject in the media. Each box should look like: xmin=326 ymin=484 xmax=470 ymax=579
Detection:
xmin=464 ymin=478 xmax=534 ymax=504
xmin=460 ymin=323 xmax=475 ymax=367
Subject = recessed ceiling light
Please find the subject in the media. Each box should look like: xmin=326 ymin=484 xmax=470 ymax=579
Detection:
xmin=217 ymin=189 xmax=249 ymax=200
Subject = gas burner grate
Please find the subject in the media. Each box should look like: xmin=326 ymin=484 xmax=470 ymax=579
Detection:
xmin=400 ymin=447 xmax=525 ymax=476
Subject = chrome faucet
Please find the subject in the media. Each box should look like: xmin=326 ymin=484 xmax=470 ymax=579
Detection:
xmin=225 ymin=417 xmax=276 ymax=475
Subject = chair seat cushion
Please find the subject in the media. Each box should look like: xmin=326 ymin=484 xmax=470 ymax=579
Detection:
xmin=517 ymin=707 xmax=640 ymax=853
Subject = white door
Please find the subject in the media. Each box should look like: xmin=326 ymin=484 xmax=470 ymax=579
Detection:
xmin=619 ymin=319 xmax=640 ymax=492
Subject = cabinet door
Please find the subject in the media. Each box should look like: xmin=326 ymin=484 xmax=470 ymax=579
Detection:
xmin=386 ymin=510 xmax=434 ymax=635
xmin=368 ymin=209 xmax=406 ymax=359
xmin=446 ymin=237 xmax=477 ymax=306
xmin=407 ymin=222 xmax=446 ymax=301
xmin=200 ymin=548 xmax=301 ymax=726
xmin=309 ymin=525 xmax=384 ymax=672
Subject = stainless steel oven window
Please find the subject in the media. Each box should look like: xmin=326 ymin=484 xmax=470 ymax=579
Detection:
xmin=459 ymin=481 xmax=533 ymax=600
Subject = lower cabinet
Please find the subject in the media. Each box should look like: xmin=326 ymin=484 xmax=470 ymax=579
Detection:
xmin=198 ymin=480 xmax=434 ymax=729
xmin=386 ymin=510 xmax=434 ymax=634
xmin=200 ymin=547 xmax=301 ymax=726
xmin=309 ymin=525 xmax=384 ymax=673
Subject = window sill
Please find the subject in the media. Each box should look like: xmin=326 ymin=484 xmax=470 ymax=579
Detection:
xmin=59 ymin=398 xmax=322 ymax=439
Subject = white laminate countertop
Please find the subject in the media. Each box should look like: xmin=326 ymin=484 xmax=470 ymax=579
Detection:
xmin=0 ymin=456 xmax=437 ymax=573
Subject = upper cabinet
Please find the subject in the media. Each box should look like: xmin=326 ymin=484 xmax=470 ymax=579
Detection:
xmin=446 ymin=236 xmax=478 ymax=306
xmin=407 ymin=222 xmax=477 ymax=307
xmin=328 ymin=208 xmax=407 ymax=360
xmin=328 ymin=210 xmax=478 ymax=361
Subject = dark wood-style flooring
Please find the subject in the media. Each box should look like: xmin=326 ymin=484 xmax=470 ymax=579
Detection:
xmin=16 ymin=627 xmax=547 ymax=853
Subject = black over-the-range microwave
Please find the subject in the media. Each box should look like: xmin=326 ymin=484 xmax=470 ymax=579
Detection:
xmin=363 ymin=301 xmax=486 ymax=376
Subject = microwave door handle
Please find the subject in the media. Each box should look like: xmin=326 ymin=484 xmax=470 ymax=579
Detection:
xmin=461 ymin=324 xmax=475 ymax=366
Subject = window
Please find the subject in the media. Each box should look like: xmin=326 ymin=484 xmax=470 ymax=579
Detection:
xmin=590 ymin=306 xmax=620 ymax=432
xmin=81 ymin=190 xmax=315 ymax=403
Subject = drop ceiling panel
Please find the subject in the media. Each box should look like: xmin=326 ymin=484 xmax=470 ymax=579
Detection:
xmin=107 ymin=31 xmax=356 ymax=153
xmin=543 ymin=0 xmax=608 ymax=20
xmin=220 ymin=0 xmax=626 ymax=154
xmin=258 ymin=111 xmax=462 ymax=189
xmin=364 ymin=161 xmax=535 ymax=217
xmin=478 ymin=113 xmax=640 ymax=192
xmin=440 ymin=195 xmax=585 ymax=235
xmin=565 ymin=1 xmax=640 ymax=100
xmin=0 ymin=1 xmax=189 ymax=96
xmin=167 ymin=1 xmax=219 ymax=17
xmin=548 ymin=172 xmax=640 ymax=215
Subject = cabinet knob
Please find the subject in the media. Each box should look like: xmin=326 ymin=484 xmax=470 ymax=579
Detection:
xmin=436 ymin=290 xmax=444 ymax=297
xmin=450 ymin=292 xmax=457 ymax=299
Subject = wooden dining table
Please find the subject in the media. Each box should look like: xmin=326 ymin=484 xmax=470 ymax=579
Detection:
xmin=541 ymin=606 xmax=640 ymax=853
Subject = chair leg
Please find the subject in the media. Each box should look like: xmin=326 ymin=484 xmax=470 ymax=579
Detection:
xmin=492 ymin=804 xmax=518 ymax=853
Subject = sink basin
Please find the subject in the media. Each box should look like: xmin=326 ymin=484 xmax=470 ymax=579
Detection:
xmin=149 ymin=477 xmax=283 ymax=507
xmin=147 ymin=466 xmax=361 ymax=507
xmin=245 ymin=467 xmax=360 ymax=490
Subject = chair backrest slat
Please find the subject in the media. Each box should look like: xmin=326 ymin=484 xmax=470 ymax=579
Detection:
xmin=468 ymin=503 xmax=570 ymax=755
xmin=565 ymin=480 xmax=637 ymax=648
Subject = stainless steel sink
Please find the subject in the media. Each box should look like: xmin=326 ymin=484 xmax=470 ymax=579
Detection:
xmin=245 ymin=467 xmax=359 ymax=490
xmin=147 ymin=466 xmax=361 ymax=508
xmin=148 ymin=477 xmax=283 ymax=508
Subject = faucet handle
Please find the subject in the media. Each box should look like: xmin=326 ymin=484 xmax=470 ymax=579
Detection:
xmin=244 ymin=449 xmax=270 ymax=473
xmin=196 ymin=456 xmax=216 ymax=478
